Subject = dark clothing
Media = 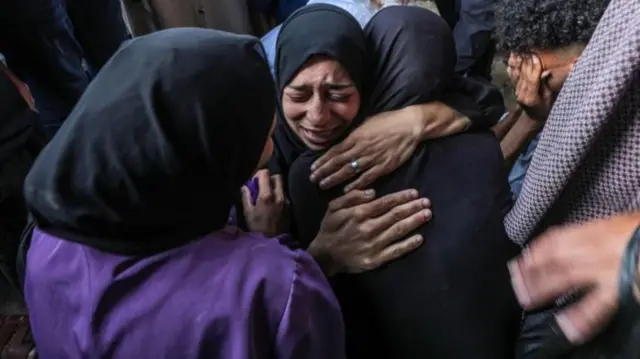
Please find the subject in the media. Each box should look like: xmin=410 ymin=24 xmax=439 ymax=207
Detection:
xmin=0 ymin=68 xmax=47 ymax=289
xmin=275 ymin=5 xmax=520 ymax=359
xmin=434 ymin=0 xmax=496 ymax=79
xmin=0 ymin=0 xmax=129 ymax=134
xmin=23 ymin=29 xmax=345 ymax=359
xmin=23 ymin=29 xmax=276 ymax=256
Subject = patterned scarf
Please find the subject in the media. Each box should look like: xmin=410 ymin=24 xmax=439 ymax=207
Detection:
xmin=505 ymin=0 xmax=640 ymax=245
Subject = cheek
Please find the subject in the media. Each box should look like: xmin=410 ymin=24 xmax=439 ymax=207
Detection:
xmin=331 ymin=95 xmax=361 ymax=122
xmin=548 ymin=70 xmax=570 ymax=92
xmin=282 ymin=100 xmax=306 ymax=121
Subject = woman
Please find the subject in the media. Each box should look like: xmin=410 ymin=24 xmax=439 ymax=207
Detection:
xmin=274 ymin=5 xmax=521 ymax=359
xmin=262 ymin=0 xmax=504 ymax=195
xmin=504 ymin=0 xmax=640 ymax=356
xmin=22 ymin=28 xmax=345 ymax=359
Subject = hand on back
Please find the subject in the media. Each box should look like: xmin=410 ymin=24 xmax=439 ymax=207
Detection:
xmin=308 ymin=189 xmax=432 ymax=276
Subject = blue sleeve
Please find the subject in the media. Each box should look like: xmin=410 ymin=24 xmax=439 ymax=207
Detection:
xmin=261 ymin=25 xmax=281 ymax=78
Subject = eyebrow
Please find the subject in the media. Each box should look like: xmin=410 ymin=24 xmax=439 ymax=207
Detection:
xmin=287 ymin=83 xmax=355 ymax=91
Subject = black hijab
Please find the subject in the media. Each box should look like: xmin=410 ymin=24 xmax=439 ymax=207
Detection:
xmin=364 ymin=6 xmax=504 ymax=127
xmin=23 ymin=28 xmax=276 ymax=255
xmin=270 ymin=4 xmax=367 ymax=178
xmin=363 ymin=6 xmax=456 ymax=115
xmin=287 ymin=7 xmax=520 ymax=359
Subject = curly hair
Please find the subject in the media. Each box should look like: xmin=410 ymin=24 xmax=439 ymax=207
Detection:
xmin=494 ymin=0 xmax=611 ymax=53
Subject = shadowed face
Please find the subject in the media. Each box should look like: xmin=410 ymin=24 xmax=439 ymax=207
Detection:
xmin=281 ymin=56 xmax=361 ymax=150
xmin=533 ymin=46 xmax=585 ymax=93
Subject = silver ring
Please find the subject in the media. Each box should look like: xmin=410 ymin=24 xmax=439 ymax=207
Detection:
xmin=349 ymin=159 xmax=360 ymax=172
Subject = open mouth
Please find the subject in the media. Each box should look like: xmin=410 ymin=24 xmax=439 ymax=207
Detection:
xmin=300 ymin=126 xmax=341 ymax=146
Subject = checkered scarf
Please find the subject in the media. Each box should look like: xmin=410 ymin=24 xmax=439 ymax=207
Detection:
xmin=505 ymin=0 xmax=640 ymax=245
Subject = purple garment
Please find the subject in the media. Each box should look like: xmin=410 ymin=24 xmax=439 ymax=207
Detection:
xmin=24 ymin=226 xmax=345 ymax=359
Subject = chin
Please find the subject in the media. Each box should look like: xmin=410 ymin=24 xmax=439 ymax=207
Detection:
xmin=303 ymin=140 xmax=331 ymax=151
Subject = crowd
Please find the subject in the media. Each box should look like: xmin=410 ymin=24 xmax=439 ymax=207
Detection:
xmin=0 ymin=0 xmax=639 ymax=358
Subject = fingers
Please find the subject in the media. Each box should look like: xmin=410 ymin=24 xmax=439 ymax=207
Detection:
xmin=354 ymin=189 xmax=419 ymax=220
xmin=508 ymin=229 xmax=590 ymax=309
xmin=366 ymin=234 xmax=424 ymax=271
xmin=310 ymin=140 xmax=357 ymax=181
xmin=255 ymin=169 xmax=273 ymax=203
xmin=327 ymin=189 xmax=376 ymax=213
xmin=344 ymin=165 xmax=384 ymax=192
xmin=507 ymin=53 xmax=521 ymax=85
xmin=373 ymin=202 xmax=432 ymax=246
xmin=523 ymin=54 xmax=543 ymax=83
xmin=507 ymin=53 xmax=521 ymax=68
xmin=516 ymin=55 xmax=544 ymax=107
xmin=271 ymin=175 xmax=285 ymax=206
xmin=555 ymin=288 xmax=617 ymax=344
xmin=368 ymin=197 xmax=431 ymax=234
xmin=318 ymin=155 xmax=375 ymax=190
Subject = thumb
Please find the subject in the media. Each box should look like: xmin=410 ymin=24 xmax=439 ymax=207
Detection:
xmin=555 ymin=288 xmax=617 ymax=345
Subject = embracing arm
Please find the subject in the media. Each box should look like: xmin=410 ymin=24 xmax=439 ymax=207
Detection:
xmin=403 ymin=102 xmax=472 ymax=140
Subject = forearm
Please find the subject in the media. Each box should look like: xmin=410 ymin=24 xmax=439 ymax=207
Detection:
xmin=408 ymin=102 xmax=471 ymax=141
xmin=492 ymin=107 xmax=524 ymax=140
xmin=500 ymin=114 xmax=543 ymax=169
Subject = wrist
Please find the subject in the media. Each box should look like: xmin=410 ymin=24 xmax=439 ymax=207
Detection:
xmin=307 ymin=240 xmax=340 ymax=277
xmin=398 ymin=105 xmax=429 ymax=141
xmin=519 ymin=113 xmax=545 ymax=134
xmin=410 ymin=102 xmax=463 ymax=141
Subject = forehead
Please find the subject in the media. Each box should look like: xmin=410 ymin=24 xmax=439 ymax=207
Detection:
xmin=289 ymin=58 xmax=352 ymax=86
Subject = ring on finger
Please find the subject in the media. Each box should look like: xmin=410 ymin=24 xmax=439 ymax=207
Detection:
xmin=349 ymin=159 xmax=360 ymax=173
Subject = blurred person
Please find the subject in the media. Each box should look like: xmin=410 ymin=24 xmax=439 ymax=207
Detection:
xmin=0 ymin=60 xmax=44 ymax=359
xmin=0 ymin=0 xmax=130 ymax=135
xmin=433 ymin=0 xmax=496 ymax=79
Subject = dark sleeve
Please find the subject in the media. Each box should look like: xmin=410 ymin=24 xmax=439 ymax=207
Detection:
xmin=443 ymin=76 xmax=506 ymax=131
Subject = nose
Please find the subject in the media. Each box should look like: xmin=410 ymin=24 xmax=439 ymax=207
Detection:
xmin=306 ymin=94 xmax=330 ymax=127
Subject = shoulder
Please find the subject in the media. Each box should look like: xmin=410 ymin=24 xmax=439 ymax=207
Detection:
xmin=221 ymin=230 xmax=327 ymax=298
xmin=224 ymin=231 xmax=337 ymax=332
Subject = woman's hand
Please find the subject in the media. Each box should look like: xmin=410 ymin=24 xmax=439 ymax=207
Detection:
xmin=309 ymin=106 xmax=427 ymax=192
xmin=307 ymin=188 xmax=432 ymax=276
xmin=514 ymin=54 xmax=554 ymax=122
xmin=508 ymin=213 xmax=640 ymax=345
xmin=242 ymin=170 xmax=290 ymax=237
